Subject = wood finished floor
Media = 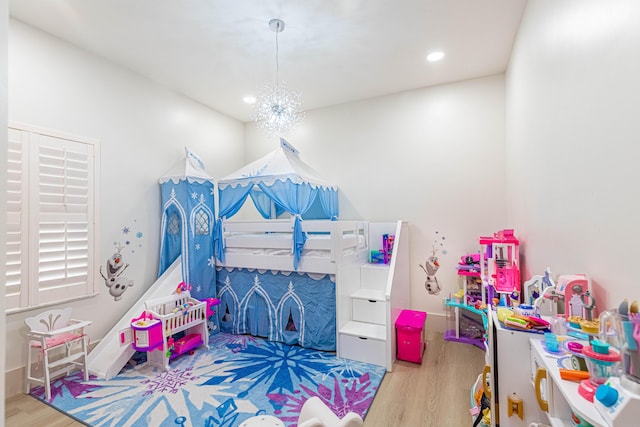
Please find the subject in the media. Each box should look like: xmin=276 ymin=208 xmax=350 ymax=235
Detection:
xmin=5 ymin=331 xmax=485 ymax=427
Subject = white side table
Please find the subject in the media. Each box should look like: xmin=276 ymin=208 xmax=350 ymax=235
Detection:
xmin=239 ymin=415 xmax=285 ymax=427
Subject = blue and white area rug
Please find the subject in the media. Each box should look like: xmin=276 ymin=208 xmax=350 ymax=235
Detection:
xmin=31 ymin=333 xmax=386 ymax=427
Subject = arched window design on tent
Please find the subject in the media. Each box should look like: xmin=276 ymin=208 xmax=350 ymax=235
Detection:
xmin=190 ymin=196 xmax=213 ymax=238
xmin=159 ymin=190 xmax=188 ymax=273
xmin=217 ymin=274 xmax=241 ymax=334
xmin=239 ymin=275 xmax=276 ymax=340
xmin=276 ymin=282 xmax=305 ymax=346
xmin=158 ymin=148 xmax=217 ymax=309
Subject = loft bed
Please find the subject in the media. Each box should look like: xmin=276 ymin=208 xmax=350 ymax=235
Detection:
xmin=212 ymin=139 xmax=371 ymax=351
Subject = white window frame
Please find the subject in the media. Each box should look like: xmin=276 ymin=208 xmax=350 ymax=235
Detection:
xmin=6 ymin=122 xmax=100 ymax=313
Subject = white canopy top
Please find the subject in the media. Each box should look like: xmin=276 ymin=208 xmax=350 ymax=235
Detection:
xmin=217 ymin=138 xmax=335 ymax=190
xmin=159 ymin=147 xmax=214 ymax=184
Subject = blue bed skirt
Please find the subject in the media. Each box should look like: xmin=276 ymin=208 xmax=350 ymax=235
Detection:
xmin=216 ymin=268 xmax=336 ymax=351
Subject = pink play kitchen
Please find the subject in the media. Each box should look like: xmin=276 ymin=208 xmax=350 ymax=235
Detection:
xmin=526 ymin=296 xmax=640 ymax=427
xmin=591 ymin=302 xmax=640 ymax=426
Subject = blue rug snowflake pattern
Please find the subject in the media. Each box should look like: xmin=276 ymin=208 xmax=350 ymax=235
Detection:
xmin=30 ymin=333 xmax=386 ymax=427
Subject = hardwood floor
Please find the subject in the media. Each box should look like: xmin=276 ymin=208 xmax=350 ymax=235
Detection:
xmin=5 ymin=331 xmax=485 ymax=426
xmin=364 ymin=330 xmax=486 ymax=426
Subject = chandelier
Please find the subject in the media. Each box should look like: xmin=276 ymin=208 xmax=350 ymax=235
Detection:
xmin=252 ymin=19 xmax=304 ymax=136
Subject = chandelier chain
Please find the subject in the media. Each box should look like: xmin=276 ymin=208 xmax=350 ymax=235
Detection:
xmin=275 ymin=24 xmax=280 ymax=95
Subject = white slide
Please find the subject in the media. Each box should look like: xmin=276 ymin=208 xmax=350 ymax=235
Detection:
xmin=87 ymin=258 xmax=184 ymax=380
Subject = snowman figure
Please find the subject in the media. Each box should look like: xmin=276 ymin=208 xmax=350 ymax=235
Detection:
xmin=100 ymin=246 xmax=134 ymax=301
xmin=420 ymin=247 xmax=441 ymax=295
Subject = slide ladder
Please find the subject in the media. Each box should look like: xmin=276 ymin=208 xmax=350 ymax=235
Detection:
xmin=86 ymin=258 xmax=184 ymax=380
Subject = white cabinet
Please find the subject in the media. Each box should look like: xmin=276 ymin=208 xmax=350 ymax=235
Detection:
xmin=487 ymin=311 xmax=547 ymax=427
xmin=338 ymin=264 xmax=390 ymax=369
xmin=530 ymin=339 xmax=607 ymax=426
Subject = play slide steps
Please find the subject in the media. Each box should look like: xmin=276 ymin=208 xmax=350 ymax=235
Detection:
xmin=86 ymin=258 xmax=184 ymax=380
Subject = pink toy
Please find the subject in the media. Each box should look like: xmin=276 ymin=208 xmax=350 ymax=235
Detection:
xmin=131 ymin=311 xmax=163 ymax=352
xmin=480 ymin=229 xmax=520 ymax=305
xmin=555 ymin=274 xmax=591 ymax=319
xmin=205 ymin=298 xmax=221 ymax=317
xmin=395 ymin=310 xmax=427 ymax=364
xmin=175 ymin=282 xmax=192 ymax=294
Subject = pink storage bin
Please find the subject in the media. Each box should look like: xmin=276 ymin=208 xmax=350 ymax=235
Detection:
xmin=395 ymin=309 xmax=427 ymax=364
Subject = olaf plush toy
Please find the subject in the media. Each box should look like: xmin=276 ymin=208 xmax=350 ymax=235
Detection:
xmin=100 ymin=246 xmax=134 ymax=301
xmin=419 ymin=247 xmax=441 ymax=295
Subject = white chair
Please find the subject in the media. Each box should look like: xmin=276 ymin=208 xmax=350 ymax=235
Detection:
xmin=25 ymin=307 xmax=92 ymax=400
xmin=297 ymin=396 xmax=364 ymax=427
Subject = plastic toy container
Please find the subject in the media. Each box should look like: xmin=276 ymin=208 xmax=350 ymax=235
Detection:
xmin=395 ymin=309 xmax=427 ymax=364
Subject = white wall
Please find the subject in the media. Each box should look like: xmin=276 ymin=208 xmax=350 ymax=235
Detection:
xmin=245 ymin=75 xmax=508 ymax=328
xmin=506 ymin=0 xmax=640 ymax=311
xmin=1 ymin=0 xmax=8 ymax=419
xmin=5 ymin=19 xmax=245 ymax=392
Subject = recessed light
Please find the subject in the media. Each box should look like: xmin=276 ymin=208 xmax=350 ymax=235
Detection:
xmin=426 ymin=51 xmax=445 ymax=62
xmin=243 ymin=96 xmax=256 ymax=104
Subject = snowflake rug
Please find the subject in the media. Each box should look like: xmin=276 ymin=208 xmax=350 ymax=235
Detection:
xmin=30 ymin=333 xmax=386 ymax=427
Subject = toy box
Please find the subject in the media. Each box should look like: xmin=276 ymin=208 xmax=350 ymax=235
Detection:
xmin=370 ymin=250 xmax=386 ymax=264
xmin=395 ymin=309 xmax=427 ymax=364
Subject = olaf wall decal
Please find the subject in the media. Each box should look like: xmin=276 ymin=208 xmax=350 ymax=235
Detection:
xmin=420 ymin=246 xmax=441 ymax=295
xmin=100 ymin=244 xmax=134 ymax=301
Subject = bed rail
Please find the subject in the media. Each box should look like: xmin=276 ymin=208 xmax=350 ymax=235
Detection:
xmin=218 ymin=219 xmax=369 ymax=274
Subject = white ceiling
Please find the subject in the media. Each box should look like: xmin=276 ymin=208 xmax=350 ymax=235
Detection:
xmin=9 ymin=0 xmax=527 ymax=122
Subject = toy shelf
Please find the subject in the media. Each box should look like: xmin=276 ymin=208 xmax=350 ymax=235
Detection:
xmin=457 ymin=270 xmax=481 ymax=277
xmin=444 ymin=299 xmax=487 ymax=350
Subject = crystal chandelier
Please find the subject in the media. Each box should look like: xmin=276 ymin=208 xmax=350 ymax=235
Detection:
xmin=252 ymin=19 xmax=304 ymax=136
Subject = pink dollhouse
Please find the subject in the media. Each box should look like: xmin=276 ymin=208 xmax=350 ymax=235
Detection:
xmin=480 ymin=229 xmax=520 ymax=306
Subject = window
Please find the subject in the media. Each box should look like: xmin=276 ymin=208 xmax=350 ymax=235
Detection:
xmin=5 ymin=123 xmax=100 ymax=312
xmin=194 ymin=208 xmax=209 ymax=235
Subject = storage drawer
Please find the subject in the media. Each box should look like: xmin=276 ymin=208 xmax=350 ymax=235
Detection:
xmin=339 ymin=333 xmax=386 ymax=367
xmin=352 ymin=299 xmax=386 ymax=325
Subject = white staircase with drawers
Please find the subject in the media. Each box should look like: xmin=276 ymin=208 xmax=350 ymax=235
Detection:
xmin=337 ymin=221 xmax=410 ymax=372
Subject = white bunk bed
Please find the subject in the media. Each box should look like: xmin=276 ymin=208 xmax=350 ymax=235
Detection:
xmin=218 ymin=219 xmax=369 ymax=274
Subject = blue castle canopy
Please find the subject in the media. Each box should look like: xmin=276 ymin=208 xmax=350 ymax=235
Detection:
xmin=214 ymin=139 xmax=339 ymax=270
xmin=158 ymin=148 xmax=216 ymax=303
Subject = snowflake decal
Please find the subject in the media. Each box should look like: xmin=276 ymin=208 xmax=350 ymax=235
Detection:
xmin=122 ymin=227 xmax=130 ymax=234
xmin=207 ymin=256 xmax=216 ymax=268
xmin=136 ymin=232 xmax=143 ymax=239
xmin=191 ymin=191 xmax=198 ymax=200
xmin=141 ymin=367 xmax=198 ymax=396
xmin=195 ymin=243 xmax=201 ymax=250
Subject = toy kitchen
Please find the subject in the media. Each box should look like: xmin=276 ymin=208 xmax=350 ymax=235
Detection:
xmin=529 ymin=296 xmax=640 ymax=427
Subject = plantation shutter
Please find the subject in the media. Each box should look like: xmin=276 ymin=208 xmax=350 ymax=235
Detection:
xmin=32 ymin=133 xmax=95 ymax=305
xmin=5 ymin=124 xmax=98 ymax=311
xmin=5 ymin=128 xmax=29 ymax=309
